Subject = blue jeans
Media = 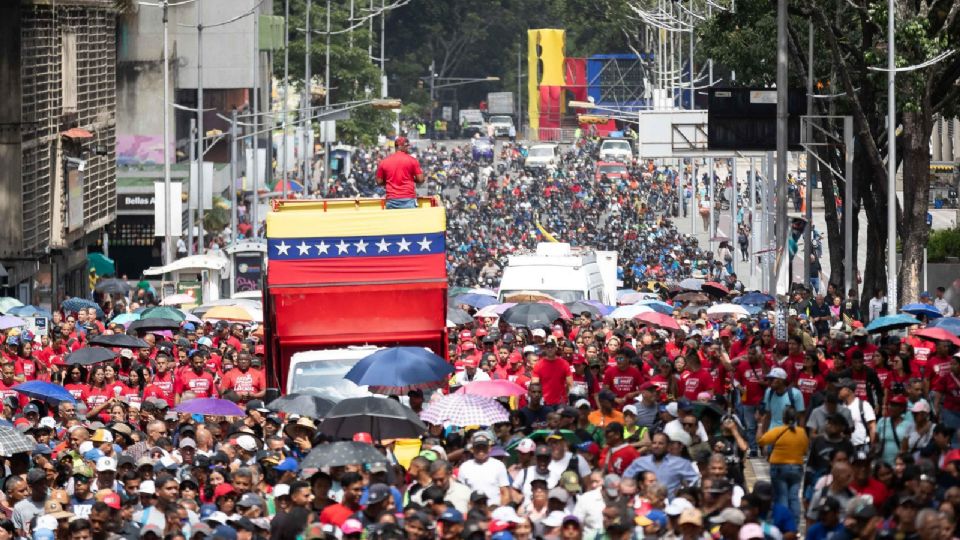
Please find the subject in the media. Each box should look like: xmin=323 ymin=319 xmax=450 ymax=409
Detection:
xmin=386 ymin=198 xmax=417 ymax=209
xmin=770 ymin=463 xmax=804 ymax=524
xmin=737 ymin=403 xmax=759 ymax=453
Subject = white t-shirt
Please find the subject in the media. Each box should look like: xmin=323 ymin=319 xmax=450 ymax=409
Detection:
xmin=844 ymin=397 xmax=876 ymax=446
xmin=868 ymin=297 xmax=885 ymax=322
xmin=458 ymin=457 xmax=510 ymax=503
xmin=547 ymin=452 xmax=591 ymax=486
xmin=511 ymin=465 xmax=552 ymax=500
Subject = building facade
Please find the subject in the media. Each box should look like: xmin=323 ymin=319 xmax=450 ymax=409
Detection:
xmin=0 ymin=0 xmax=117 ymax=308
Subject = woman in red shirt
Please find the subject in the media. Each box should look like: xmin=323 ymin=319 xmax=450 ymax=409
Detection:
xmin=85 ymin=365 xmax=111 ymax=412
xmin=886 ymin=351 xmax=914 ymax=394
xmin=873 ymin=350 xmax=894 ymax=390
xmin=795 ymin=351 xmax=825 ymax=407
xmin=648 ymin=359 xmax=679 ymax=402
xmin=64 ymin=365 xmax=90 ymax=403
xmin=123 ymin=367 xmax=147 ymax=408
xmin=103 ymin=364 xmax=130 ymax=398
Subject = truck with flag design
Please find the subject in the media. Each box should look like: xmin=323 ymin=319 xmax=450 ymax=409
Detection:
xmin=264 ymin=197 xmax=448 ymax=394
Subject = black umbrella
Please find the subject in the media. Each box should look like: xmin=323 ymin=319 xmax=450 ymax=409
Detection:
xmin=266 ymin=393 xmax=335 ymax=418
xmin=88 ymin=334 xmax=150 ymax=349
xmin=299 ymin=441 xmax=388 ymax=469
xmin=65 ymin=347 xmax=117 ymax=366
xmin=128 ymin=318 xmax=181 ymax=332
xmin=565 ymin=301 xmax=603 ymax=318
xmin=446 ymin=308 xmax=473 ymax=326
xmin=500 ymin=303 xmax=562 ymax=329
xmin=319 ymin=396 xmax=426 ymax=440
xmin=94 ymin=278 xmax=132 ymax=295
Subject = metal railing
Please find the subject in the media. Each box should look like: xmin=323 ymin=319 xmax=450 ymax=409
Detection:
xmin=522 ymin=126 xmax=579 ymax=143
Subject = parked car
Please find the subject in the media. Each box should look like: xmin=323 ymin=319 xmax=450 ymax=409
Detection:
xmin=595 ymin=161 xmax=629 ymax=182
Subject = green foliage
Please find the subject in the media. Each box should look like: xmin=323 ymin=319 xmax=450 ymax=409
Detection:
xmin=204 ymin=206 xmax=230 ymax=233
xmin=927 ymin=228 xmax=960 ymax=263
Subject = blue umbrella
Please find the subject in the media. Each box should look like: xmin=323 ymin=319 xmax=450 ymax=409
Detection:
xmin=12 ymin=381 xmax=76 ymax=404
xmin=866 ymin=314 xmax=921 ymax=334
xmin=900 ymin=303 xmax=943 ymax=320
xmin=452 ymin=293 xmax=497 ymax=309
xmin=5 ymin=305 xmax=52 ymax=318
xmin=928 ymin=317 xmax=960 ymax=336
xmin=744 ymin=304 xmax=766 ymax=316
xmin=638 ymin=300 xmax=674 ymax=315
xmin=61 ymin=297 xmax=103 ymax=317
xmin=344 ymin=347 xmax=454 ymax=394
xmin=736 ymin=292 xmax=776 ymax=306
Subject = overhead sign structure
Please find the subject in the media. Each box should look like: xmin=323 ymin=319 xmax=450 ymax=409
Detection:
xmin=707 ymin=88 xmax=806 ymax=151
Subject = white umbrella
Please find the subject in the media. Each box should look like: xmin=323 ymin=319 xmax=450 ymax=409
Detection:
xmin=467 ymin=288 xmax=498 ymax=297
xmin=706 ymin=303 xmax=750 ymax=319
xmin=161 ymin=293 xmax=197 ymax=306
xmin=608 ymin=304 xmax=655 ymax=319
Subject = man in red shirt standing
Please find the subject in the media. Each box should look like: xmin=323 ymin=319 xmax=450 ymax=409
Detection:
xmin=531 ymin=341 xmax=572 ymax=407
xmin=375 ymin=136 xmax=424 ymax=209
xmin=602 ymin=349 xmax=645 ymax=406
xmin=175 ymin=353 xmax=218 ymax=403
xmin=220 ymin=352 xmax=267 ymax=405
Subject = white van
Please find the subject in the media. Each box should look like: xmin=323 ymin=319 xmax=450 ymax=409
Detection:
xmin=285 ymin=346 xmax=382 ymax=399
xmin=599 ymin=138 xmax=633 ymax=162
xmin=525 ymin=144 xmax=559 ymax=171
xmin=498 ymin=243 xmax=618 ymax=305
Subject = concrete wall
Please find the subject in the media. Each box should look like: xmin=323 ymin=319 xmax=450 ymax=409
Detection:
xmin=0 ymin=4 xmax=24 ymax=257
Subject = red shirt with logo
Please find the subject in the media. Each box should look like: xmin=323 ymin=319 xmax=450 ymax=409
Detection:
xmin=602 ymin=365 xmax=645 ymax=399
xmin=680 ymin=369 xmax=715 ymax=401
xmin=175 ymin=370 xmax=217 ymax=398
xmin=221 ymin=368 xmax=266 ymax=400
xmin=933 ymin=370 xmax=960 ymax=412
xmin=735 ymin=360 xmax=768 ymax=406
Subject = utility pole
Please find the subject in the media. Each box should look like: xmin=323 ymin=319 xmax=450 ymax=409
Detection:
xmin=775 ymin=0 xmax=789 ymax=338
xmin=252 ymin=5 xmax=260 ymax=237
xmin=517 ymin=45 xmax=522 ymax=127
xmin=688 ymin=0 xmax=694 ymax=109
xmin=197 ymin=1 xmax=205 ymax=252
xmin=886 ymin=0 xmax=898 ymax=313
xmin=303 ymin=0 xmax=312 ymax=191
xmin=322 ymin=0 xmax=331 ymax=193
xmin=230 ymin=110 xmax=239 ymax=243
xmin=188 ymin=118 xmax=196 ymax=256
xmin=804 ymin=20 xmax=814 ymax=288
xmin=380 ymin=0 xmax=386 ymax=97
xmin=162 ymin=0 xmax=173 ymax=265
xmin=282 ymin=0 xmax=289 ymax=198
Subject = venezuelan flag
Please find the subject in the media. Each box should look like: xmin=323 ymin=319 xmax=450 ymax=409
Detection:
xmin=266 ymin=198 xmax=446 ymax=287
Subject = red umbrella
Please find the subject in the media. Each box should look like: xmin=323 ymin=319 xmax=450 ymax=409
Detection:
xmin=539 ymin=300 xmax=573 ymax=320
xmin=702 ymin=281 xmax=730 ymax=297
xmin=456 ymin=380 xmax=528 ymax=398
xmin=635 ymin=311 xmax=681 ymax=331
xmin=914 ymin=327 xmax=960 ymax=347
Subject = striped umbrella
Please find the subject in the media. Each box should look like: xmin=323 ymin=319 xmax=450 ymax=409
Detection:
xmin=420 ymin=394 xmax=510 ymax=426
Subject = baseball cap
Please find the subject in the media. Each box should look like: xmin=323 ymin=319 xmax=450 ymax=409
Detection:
xmin=710 ymin=508 xmax=745 ymax=526
xmin=100 ymin=491 xmax=121 ymax=510
xmin=341 ymin=518 xmax=364 ymax=535
xmin=96 ymin=456 xmax=117 ymax=472
xmin=837 ymin=377 xmax=858 ymax=390
xmin=603 ymin=474 xmax=621 ymax=498
xmin=23 ymin=403 xmax=39 ymax=415
xmin=540 ymin=511 xmax=566 ymax=528
xmin=213 ymin=484 xmax=234 ymax=499
xmin=353 ymin=432 xmax=374 ymax=444
xmin=548 ymin=487 xmax=569 ymax=503
xmin=235 ymin=435 xmax=258 ymax=452
xmin=274 ymin=457 xmax=299 ymax=472
xmin=438 ymin=508 xmax=464 ymax=524
xmin=574 ymin=398 xmax=591 ymax=409
xmin=739 ymin=523 xmax=764 ymax=540
xmin=394 ymin=136 xmax=409 ymax=147
xmin=678 ymin=508 xmax=703 ymax=527
xmin=516 ymin=439 xmax=536 ymax=454
xmin=236 ymin=493 xmax=264 ymax=508
xmin=367 ymin=483 xmax=391 ymax=505
xmin=665 ymin=497 xmax=694 ymax=516
xmin=43 ymin=500 xmax=75 ymax=520
xmin=139 ymin=480 xmax=156 ymax=495
xmin=766 ymin=367 xmax=788 ymax=380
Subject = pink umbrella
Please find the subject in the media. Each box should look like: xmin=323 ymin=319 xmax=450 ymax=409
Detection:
xmin=539 ymin=300 xmax=573 ymax=320
xmin=475 ymin=303 xmax=516 ymax=318
xmin=456 ymin=379 xmax=528 ymax=398
xmin=634 ymin=311 xmax=681 ymax=331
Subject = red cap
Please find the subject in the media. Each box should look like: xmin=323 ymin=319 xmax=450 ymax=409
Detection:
xmin=508 ymin=352 xmax=523 ymax=364
xmin=489 ymin=521 xmax=512 ymax=533
xmin=889 ymin=394 xmax=908 ymax=405
xmin=475 ymin=328 xmax=488 ymax=337
xmin=640 ymin=381 xmax=658 ymax=391
xmin=461 ymin=356 xmax=478 ymax=368
xmin=214 ymin=484 xmax=235 ymax=499
xmin=353 ymin=432 xmax=374 ymax=444
xmin=552 ymin=329 xmax=565 ymax=338
xmin=14 ymin=418 xmax=31 ymax=428
xmin=101 ymin=492 xmax=121 ymax=510
xmin=719 ymin=328 xmax=733 ymax=338
xmin=395 ymin=136 xmax=409 ymax=147
xmin=944 ymin=449 xmax=960 ymax=465
xmin=571 ymin=354 xmax=586 ymax=365
xmin=254 ymin=344 xmax=265 ymax=356
xmin=461 ymin=342 xmax=476 ymax=352
xmin=459 ymin=330 xmax=473 ymax=340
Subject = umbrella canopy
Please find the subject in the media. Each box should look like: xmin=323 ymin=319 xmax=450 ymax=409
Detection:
xmin=275 ymin=179 xmax=305 ymax=193
xmin=140 ymin=306 xmax=186 ymax=322
xmin=88 ymin=334 xmax=150 ymax=349
xmin=608 ymin=304 xmax=655 ymax=320
xmin=503 ymin=291 xmax=556 ymax=303
xmin=5 ymin=305 xmax=52 ymax=318
xmin=637 ymin=300 xmax=674 ymax=315
xmin=539 ymin=300 xmax=573 ymax=320
xmin=701 ymin=281 xmax=730 ymax=297
xmin=679 ymin=278 xmax=704 ymax=291
xmin=452 ymin=294 xmax=497 ymax=309
xmin=900 ymin=303 xmax=943 ymax=319
xmin=675 ymin=292 xmax=711 ymax=304
xmin=446 ymin=308 xmax=474 ymax=326
xmin=475 ymin=303 xmax=515 ymax=318
xmin=110 ymin=313 xmax=141 ymax=326
xmin=866 ymin=314 xmax=921 ymax=333
xmin=928 ymin=317 xmax=960 ymax=336
xmin=266 ymin=393 xmax=336 ymax=418
xmin=500 ymin=303 xmax=562 ymax=329
xmin=736 ymin=292 xmax=776 ymax=306
xmin=635 ymin=311 xmax=681 ymax=331
xmin=456 ymin=379 xmax=528 ymax=398
xmin=344 ymin=347 xmax=454 ymax=393
xmin=913 ymin=327 xmax=960 ymax=346
xmin=87 ymin=252 xmax=116 ymax=277
xmin=0 ymin=426 xmax=36 ymax=456
xmin=128 ymin=318 xmax=182 ymax=332
xmin=0 ymin=297 xmax=24 ymax=314
xmin=618 ymin=292 xmax=653 ymax=305
xmin=0 ymin=315 xmax=26 ymax=331
xmin=203 ymin=305 xmax=254 ymax=322
xmin=61 ymin=297 xmax=102 ymax=316
xmin=706 ymin=303 xmax=750 ymax=319
xmin=565 ymin=301 xmax=603 ymax=318
xmin=420 ymin=394 xmax=510 ymax=426
xmin=524 ymin=429 xmax=581 ymax=445
xmin=466 ymin=288 xmax=497 ymax=297
xmin=299 ymin=441 xmax=388 ymax=469
xmin=65 ymin=347 xmax=118 ymax=366
xmin=161 ymin=294 xmax=198 ymax=306
xmin=95 ymin=278 xmax=132 ymax=295
xmin=174 ymin=398 xmax=245 ymax=416
xmin=320 ymin=396 xmax=427 ymax=440
xmin=12 ymin=381 xmax=76 ymax=404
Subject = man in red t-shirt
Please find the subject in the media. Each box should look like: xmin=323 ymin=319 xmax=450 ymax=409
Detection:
xmin=531 ymin=342 xmax=572 ymax=406
xmin=602 ymin=350 xmax=645 ymax=405
xmin=175 ymin=354 xmax=218 ymax=403
xmin=375 ymin=136 xmax=424 ymax=209
xmin=679 ymin=356 xmax=715 ymax=402
xmin=220 ymin=352 xmax=267 ymax=404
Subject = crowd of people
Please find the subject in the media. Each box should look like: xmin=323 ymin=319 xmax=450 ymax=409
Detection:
xmin=1 ymin=134 xmax=958 ymax=540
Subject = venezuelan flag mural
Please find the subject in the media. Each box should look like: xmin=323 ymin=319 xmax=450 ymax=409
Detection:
xmin=266 ymin=200 xmax=446 ymax=286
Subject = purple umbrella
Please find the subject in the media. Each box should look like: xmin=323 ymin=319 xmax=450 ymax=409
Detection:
xmin=0 ymin=315 xmax=26 ymax=331
xmin=174 ymin=398 xmax=245 ymax=416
